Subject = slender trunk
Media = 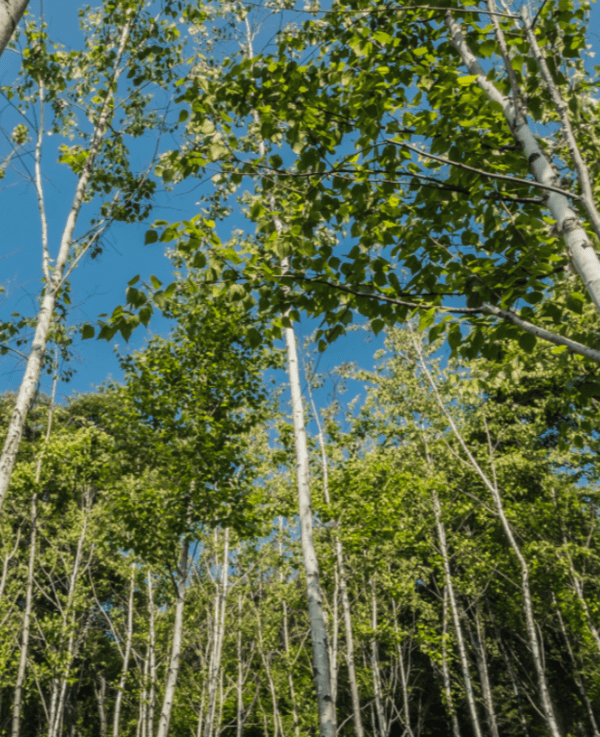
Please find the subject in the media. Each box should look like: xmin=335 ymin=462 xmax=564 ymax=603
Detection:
xmin=156 ymin=538 xmax=189 ymax=737
xmin=244 ymin=23 xmax=335 ymax=733
xmin=147 ymin=572 xmax=157 ymax=737
xmin=95 ymin=675 xmax=108 ymax=737
xmin=278 ymin=520 xmax=300 ymax=737
xmin=196 ymin=687 xmax=207 ymax=737
xmin=205 ymin=528 xmax=230 ymax=737
xmin=440 ymin=587 xmax=461 ymax=737
xmin=255 ymin=606 xmax=281 ymax=737
xmin=416 ymin=340 xmax=561 ymax=737
xmin=138 ymin=656 xmax=148 ymax=737
xmin=12 ymin=368 xmax=58 ymax=737
xmin=0 ymin=18 xmax=132 ymax=514
xmin=311 ymin=411 xmax=363 ymax=737
xmin=0 ymin=0 xmax=29 ymax=58
xmin=47 ymin=506 xmax=91 ymax=737
xmin=432 ymin=493 xmax=483 ymax=737
xmin=552 ymin=593 xmax=600 ymax=737
xmin=285 ymin=325 xmax=336 ymax=737
xmin=370 ymin=577 xmax=388 ymax=737
xmin=467 ymin=606 xmax=499 ymax=737
xmin=391 ymin=598 xmax=415 ymax=737
xmin=237 ymin=593 xmax=244 ymax=737
xmin=113 ymin=563 xmax=136 ymax=737
xmin=445 ymin=11 xmax=600 ymax=316
xmin=11 ymin=494 xmax=37 ymax=737
xmin=330 ymin=564 xmax=339 ymax=710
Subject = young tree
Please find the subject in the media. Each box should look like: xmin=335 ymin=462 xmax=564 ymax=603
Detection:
xmin=0 ymin=0 xmax=183 ymax=514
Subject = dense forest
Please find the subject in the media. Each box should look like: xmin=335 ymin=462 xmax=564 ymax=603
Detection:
xmin=1 ymin=0 xmax=600 ymax=736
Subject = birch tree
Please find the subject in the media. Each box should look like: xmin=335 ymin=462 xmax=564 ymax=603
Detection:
xmin=0 ymin=0 xmax=29 ymax=59
xmin=0 ymin=0 xmax=183 ymax=514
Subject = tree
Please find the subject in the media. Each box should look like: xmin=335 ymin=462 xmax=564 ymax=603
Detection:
xmin=0 ymin=0 xmax=29 ymax=59
xmin=0 ymin=0 xmax=183 ymax=515
xmin=148 ymin=0 xmax=600 ymax=371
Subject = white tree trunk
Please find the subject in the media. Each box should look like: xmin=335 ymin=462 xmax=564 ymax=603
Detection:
xmin=440 ymin=587 xmax=461 ymax=737
xmin=445 ymin=11 xmax=600 ymax=316
xmin=147 ymin=572 xmax=157 ymax=737
xmin=433 ymin=493 xmax=483 ymax=737
xmin=156 ymin=538 xmax=189 ymax=737
xmin=11 ymin=493 xmax=37 ymax=737
xmin=113 ymin=563 xmax=136 ymax=737
xmin=311 ymin=409 xmax=363 ymax=737
xmin=47 ymin=503 xmax=91 ymax=737
xmin=370 ymin=578 xmax=388 ymax=737
xmin=285 ymin=324 xmax=336 ymax=737
xmin=0 ymin=19 xmax=132 ymax=515
xmin=417 ymin=342 xmax=561 ymax=737
xmin=0 ymin=0 xmax=29 ymax=58
xmin=205 ymin=528 xmax=230 ymax=737
xmin=278 ymin=520 xmax=300 ymax=737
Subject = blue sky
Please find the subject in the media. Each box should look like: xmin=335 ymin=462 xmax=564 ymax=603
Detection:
xmin=0 ymin=0 xmax=598 ymax=414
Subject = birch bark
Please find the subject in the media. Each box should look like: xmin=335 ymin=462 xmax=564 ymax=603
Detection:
xmin=112 ymin=563 xmax=136 ymax=737
xmin=147 ymin=572 xmax=157 ymax=737
xmin=204 ymin=528 xmax=230 ymax=737
xmin=310 ymin=410 xmax=364 ymax=737
xmin=11 ymin=369 xmax=58 ymax=737
xmin=156 ymin=537 xmax=189 ymax=737
xmin=432 ymin=493 xmax=483 ymax=737
xmin=370 ymin=578 xmax=388 ymax=737
xmin=445 ymin=11 xmax=600 ymax=315
xmin=285 ymin=325 xmax=336 ymax=737
xmin=0 ymin=0 xmax=28 ymax=58
xmin=440 ymin=587 xmax=461 ymax=737
xmin=416 ymin=340 xmax=561 ymax=737
xmin=0 ymin=18 xmax=132 ymax=515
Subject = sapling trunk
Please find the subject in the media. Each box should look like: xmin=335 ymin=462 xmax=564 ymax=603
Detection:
xmin=433 ymin=492 xmax=483 ymax=737
xmin=156 ymin=537 xmax=190 ymax=737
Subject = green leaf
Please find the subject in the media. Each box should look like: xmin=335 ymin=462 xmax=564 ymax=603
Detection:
xmin=518 ymin=331 xmax=537 ymax=353
xmin=81 ymin=324 xmax=95 ymax=340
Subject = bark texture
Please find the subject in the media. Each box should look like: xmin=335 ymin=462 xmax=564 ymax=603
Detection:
xmin=0 ymin=0 xmax=29 ymax=58
xmin=445 ymin=11 xmax=600 ymax=316
xmin=285 ymin=325 xmax=337 ymax=737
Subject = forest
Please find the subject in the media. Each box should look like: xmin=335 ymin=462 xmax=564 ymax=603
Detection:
xmin=1 ymin=0 xmax=600 ymax=735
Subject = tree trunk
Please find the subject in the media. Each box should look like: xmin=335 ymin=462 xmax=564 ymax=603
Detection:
xmin=445 ymin=10 xmax=600 ymax=316
xmin=417 ymin=340 xmax=561 ymax=737
xmin=311 ymin=410 xmax=363 ymax=737
xmin=433 ymin=492 xmax=483 ymax=737
xmin=278 ymin=520 xmax=300 ymax=737
xmin=147 ymin=572 xmax=157 ymax=737
xmin=391 ymin=597 xmax=415 ymax=737
xmin=466 ymin=605 xmax=499 ymax=737
xmin=156 ymin=537 xmax=190 ymax=737
xmin=0 ymin=18 xmax=132 ymax=515
xmin=0 ymin=0 xmax=29 ymax=58
xmin=370 ymin=577 xmax=388 ymax=737
xmin=440 ymin=587 xmax=461 ymax=737
xmin=205 ymin=528 xmax=230 ymax=737
xmin=285 ymin=324 xmax=336 ymax=737
xmin=47 ymin=501 xmax=91 ymax=737
xmin=113 ymin=563 xmax=136 ymax=737
xmin=12 ymin=368 xmax=58 ymax=737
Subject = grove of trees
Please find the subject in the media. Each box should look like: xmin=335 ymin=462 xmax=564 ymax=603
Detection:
xmin=1 ymin=0 xmax=600 ymax=736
